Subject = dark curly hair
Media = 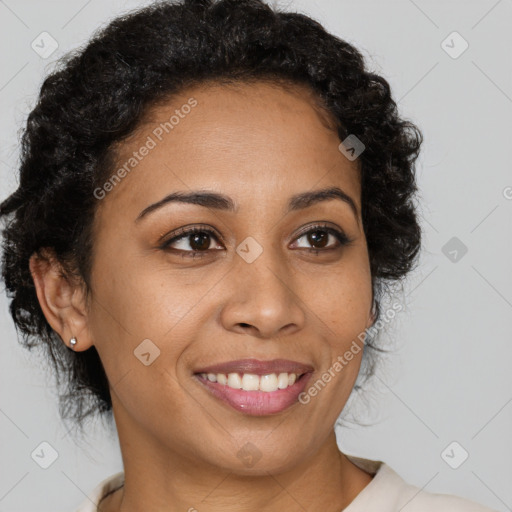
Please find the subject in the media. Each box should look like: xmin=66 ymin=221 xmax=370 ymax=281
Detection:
xmin=0 ymin=0 xmax=423 ymax=434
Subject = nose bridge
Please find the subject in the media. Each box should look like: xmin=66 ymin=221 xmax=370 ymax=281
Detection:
xmin=220 ymin=235 xmax=305 ymax=337
xmin=241 ymin=245 xmax=289 ymax=299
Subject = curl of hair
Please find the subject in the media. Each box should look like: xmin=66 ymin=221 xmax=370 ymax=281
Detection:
xmin=0 ymin=0 xmax=423 ymax=433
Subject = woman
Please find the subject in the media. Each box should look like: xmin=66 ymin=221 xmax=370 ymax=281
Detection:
xmin=0 ymin=0 xmax=497 ymax=510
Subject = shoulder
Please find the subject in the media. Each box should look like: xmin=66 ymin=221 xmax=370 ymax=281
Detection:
xmin=74 ymin=471 xmax=125 ymax=512
xmin=344 ymin=454 xmax=498 ymax=512
xmin=384 ymin=464 xmax=498 ymax=512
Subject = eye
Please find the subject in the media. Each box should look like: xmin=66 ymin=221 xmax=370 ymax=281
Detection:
xmin=291 ymin=223 xmax=352 ymax=253
xmin=160 ymin=225 xmax=223 ymax=258
xmin=160 ymin=222 xmax=352 ymax=259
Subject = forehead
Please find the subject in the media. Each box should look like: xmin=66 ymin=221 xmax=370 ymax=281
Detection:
xmin=98 ymin=80 xmax=360 ymax=217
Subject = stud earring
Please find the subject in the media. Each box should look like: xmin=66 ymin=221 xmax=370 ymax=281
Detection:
xmin=70 ymin=337 xmax=77 ymax=350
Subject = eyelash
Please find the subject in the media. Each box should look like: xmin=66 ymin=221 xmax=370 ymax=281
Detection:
xmin=159 ymin=223 xmax=353 ymax=259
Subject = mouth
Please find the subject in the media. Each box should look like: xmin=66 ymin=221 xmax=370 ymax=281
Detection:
xmin=192 ymin=359 xmax=314 ymax=416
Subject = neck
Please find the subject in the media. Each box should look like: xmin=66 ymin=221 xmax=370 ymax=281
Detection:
xmin=105 ymin=401 xmax=373 ymax=512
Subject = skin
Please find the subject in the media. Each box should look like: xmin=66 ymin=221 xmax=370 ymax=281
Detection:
xmin=29 ymin=80 xmax=376 ymax=512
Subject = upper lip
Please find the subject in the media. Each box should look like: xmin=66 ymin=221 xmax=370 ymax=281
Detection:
xmin=194 ymin=358 xmax=314 ymax=376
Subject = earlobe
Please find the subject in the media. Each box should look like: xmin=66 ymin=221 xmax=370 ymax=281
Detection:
xmin=28 ymin=249 xmax=93 ymax=351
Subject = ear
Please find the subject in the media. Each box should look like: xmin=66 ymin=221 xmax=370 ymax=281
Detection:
xmin=29 ymin=248 xmax=94 ymax=351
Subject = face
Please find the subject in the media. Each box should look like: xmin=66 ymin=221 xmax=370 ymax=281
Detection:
xmin=60 ymin=81 xmax=374 ymax=473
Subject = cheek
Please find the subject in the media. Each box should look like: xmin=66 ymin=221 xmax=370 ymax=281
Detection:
xmin=88 ymin=263 xmax=202 ymax=420
xmin=88 ymin=249 xmax=227 ymax=393
xmin=92 ymin=244 xmax=210 ymax=338
xmin=296 ymin=255 xmax=372 ymax=341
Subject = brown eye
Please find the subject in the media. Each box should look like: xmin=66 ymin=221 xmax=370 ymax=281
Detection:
xmin=187 ymin=232 xmax=212 ymax=251
xmin=292 ymin=224 xmax=352 ymax=252
xmin=305 ymin=229 xmax=329 ymax=249
xmin=160 ymin=226 xmax=223 ymax=257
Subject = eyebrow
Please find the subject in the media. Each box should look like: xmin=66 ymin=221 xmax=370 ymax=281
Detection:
xmin=135 ymin=186 xmax=359 ymax=223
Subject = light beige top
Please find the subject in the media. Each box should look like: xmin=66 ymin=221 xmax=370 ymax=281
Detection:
xmin=74 ymin=454 xmax=498 ymax=511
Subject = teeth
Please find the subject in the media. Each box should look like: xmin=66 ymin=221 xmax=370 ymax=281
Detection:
xmin=277 ymin=372 xmax=289 ymax=389
xmin=259 ymin=373 xmax=278 ymax=392
xmin=227 ymin=372 xmax=242 ymax=389
xmin=241 ymin=373 xmax=260 ymax=391
xmin=199 ymin=372 xmax=302 ymax=392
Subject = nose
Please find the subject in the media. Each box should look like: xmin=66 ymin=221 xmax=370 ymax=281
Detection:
xmin=219 ymin=250 xmax=306 ymax=339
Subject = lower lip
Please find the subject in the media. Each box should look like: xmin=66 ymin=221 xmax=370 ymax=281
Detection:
xmin=194 ymin=373 xmax=312 ymax=416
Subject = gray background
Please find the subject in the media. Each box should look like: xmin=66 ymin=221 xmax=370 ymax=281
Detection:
xmin=1 ymin=0 xmax=511 ymax=510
